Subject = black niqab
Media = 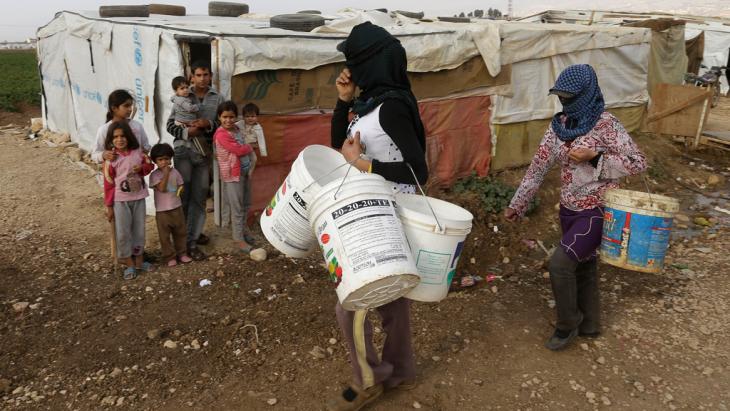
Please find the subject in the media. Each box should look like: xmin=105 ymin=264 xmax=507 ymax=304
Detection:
xmin=337 ymin=22 xmax=425 ymax=150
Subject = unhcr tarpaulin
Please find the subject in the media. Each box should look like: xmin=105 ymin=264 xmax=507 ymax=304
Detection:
xmin=38 ymin=12 xmax=160 ymax=149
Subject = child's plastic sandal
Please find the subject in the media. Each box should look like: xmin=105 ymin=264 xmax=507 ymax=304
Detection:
xmin=137 ymin=261 xmax=154 ymax=272
xmin=123 ymin=266 xmax=138 ymax=280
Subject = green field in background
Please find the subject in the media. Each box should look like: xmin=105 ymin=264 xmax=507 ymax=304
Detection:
xmin=0 ymin=50 xmax=40 ymax=111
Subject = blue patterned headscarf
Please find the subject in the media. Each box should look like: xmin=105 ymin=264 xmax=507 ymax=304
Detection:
xmin=550 ymin=64 xmax=605 ymax=142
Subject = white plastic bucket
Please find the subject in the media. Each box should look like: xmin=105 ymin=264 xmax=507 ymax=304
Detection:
xmin=601 ymin=189 xmax=679 ymax=273
xmin=260 ymin=145 xmax=349 ymax=258
xmin=309 ymin=173 xmax=420 ymax=311
xmin=394 ymin=193 xmax=473 ymax=302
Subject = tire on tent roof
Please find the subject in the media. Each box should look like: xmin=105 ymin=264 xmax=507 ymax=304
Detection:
xmin=395 ymin=10 xmax=424 ymax=19
xmin=208 ymin=1 xmax=249 ymax=17
xmin=297 ymin=10 xmax=321 ymax=14
xmin=270 ymin=14 xmax=326 ymax=32
xmin=148 ymin=4 xmax=186 ymax=16
xmin=99 ymin=5 xmax=150 ymax=18
xmin=437 ymin=16 xmax=470 ymax=23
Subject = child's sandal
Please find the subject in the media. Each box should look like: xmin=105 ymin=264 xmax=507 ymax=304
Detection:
xmin=123 ymin=266 xmax=138 ymax=280
xmin=137 ymin=261 xmax=154 ymax=272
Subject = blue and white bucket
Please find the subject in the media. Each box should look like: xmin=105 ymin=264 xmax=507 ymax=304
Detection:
xmin=600 ymin=189 xmax=679 ymax=273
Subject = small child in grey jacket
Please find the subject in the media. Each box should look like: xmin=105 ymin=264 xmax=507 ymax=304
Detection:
xmin=170 ymin=76 xmax=199 ymax=138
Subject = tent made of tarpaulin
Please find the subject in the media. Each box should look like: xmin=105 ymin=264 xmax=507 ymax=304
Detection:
xmin=480 ymin=20 xmax=651 ymax=169
xmin=519 ymin=10 xmax=730 ymax=94
xmin=36 ymin=10 xmax=652 ymax=213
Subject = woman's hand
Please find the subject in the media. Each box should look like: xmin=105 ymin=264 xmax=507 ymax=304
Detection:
xmin=568 ymin=148 xmax=598 ymax=163
xmin=105 ymin=206 xmax=114 ymax=222
xmin=132 ymin=164 xmax=141 ymax=173
xmin=335 ymin=68 xmax=356 ymax=103
xmin=103 ymin=150 xmax=117 ymax=161
xmin=341 ymin=132 xmax=363 ymax=163
xmin=503 ymin=207 xmax=519 ymax=223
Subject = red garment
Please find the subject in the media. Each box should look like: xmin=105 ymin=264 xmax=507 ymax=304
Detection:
xmin=103 ymin=148 xmax=154 ymax=206
xmin=214 ymin=126 xmax=252 ymax=183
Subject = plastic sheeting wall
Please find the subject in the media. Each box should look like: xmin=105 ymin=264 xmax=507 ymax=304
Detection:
xmin=647 ymin=25 xmax=689 ymax=94
xmin=38 ymin=31 xmax=77 ymax=136
xmin=491 ymin=43 xmax=649 ymax=125
xmin=38 ymin=22 xmax=161 ymax=151
xmin=155 ymin=32 xmax=186 ymax=147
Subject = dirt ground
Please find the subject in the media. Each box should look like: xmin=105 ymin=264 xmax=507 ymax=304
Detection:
xmin=1 ymin=104 xmax=730 ymax=411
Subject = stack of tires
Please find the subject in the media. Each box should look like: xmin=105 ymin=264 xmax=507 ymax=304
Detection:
xmin=208 ymin=1 xmax=249 ymax=17
xmin=99 ymin=4 xmax=187 ymax=17
xmin=270 ymin=14 xmax=325 ymax=32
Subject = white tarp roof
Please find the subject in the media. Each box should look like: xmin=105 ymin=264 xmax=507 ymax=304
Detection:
xmin=36 ymin=9 xmax=651 ymax=152
xmin=38 ymin=10 xmax=651 ymax=76
xmin=519 ymin=10 xmax=730 ymax=92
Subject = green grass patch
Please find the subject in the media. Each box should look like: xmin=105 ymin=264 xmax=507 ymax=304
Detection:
xmin=0 ymin=50 xmax=41 ymax=112
xmin=454 ymin=173 xmax=539 ymax=214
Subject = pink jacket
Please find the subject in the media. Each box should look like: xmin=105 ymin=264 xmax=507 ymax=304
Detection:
xmin=103 ymin=148 xmax=154 ymax=206
xmin=213 ymin=126 xmax=253 ymax=183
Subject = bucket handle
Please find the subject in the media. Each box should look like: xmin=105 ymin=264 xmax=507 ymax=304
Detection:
xmin=641 ymin=173 xmax=656 ymax=208
xmin=406 ymin=163 xmax=444 ymax=233
xmin=332 ymin=156 xmax=360 ymax=201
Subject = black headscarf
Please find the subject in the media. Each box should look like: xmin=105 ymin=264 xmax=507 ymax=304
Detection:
xmin=337 ymin=22 xmax=425 ymax=149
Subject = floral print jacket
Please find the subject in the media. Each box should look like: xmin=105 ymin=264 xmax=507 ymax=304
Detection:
xmin=509 ymin=112 xmax=648 ymax=216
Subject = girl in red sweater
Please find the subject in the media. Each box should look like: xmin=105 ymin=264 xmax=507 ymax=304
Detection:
xmin=213 ymin=101 xmax=254 ymax=253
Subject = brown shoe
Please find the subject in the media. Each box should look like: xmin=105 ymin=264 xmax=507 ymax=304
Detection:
xmin=325 ymin=384 xmax=383 ymax=411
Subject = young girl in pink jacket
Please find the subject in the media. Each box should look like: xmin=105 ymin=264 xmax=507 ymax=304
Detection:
xmin=213 ymin=101 xmax=254 ymax=253
xmin=103 ymin=121 xmax=155 ymax=279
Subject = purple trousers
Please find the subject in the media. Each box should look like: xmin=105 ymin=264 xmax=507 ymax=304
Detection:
xmin=335 ymin=297 xmax=416 ymax=389
xmin=558 ymin=205 xmax=604 ymax=262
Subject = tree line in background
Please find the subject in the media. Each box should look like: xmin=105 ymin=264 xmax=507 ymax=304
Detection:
xmin=455 ymin=8 xmax=504 ymax=18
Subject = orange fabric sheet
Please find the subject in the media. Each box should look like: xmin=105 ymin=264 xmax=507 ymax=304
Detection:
xmin=248 ymin=96 xmax=492 ymax=214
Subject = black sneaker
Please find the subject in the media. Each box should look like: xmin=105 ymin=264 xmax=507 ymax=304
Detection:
xmin=196 ymin=233 xmax=210 ymax=245
xmin=579 ymin=330 xmax=601 ymax=338
xmin=189 ymin=247 xmax=207 ymax=261
xmin=544 ymin=328 xmax=579 ymax=351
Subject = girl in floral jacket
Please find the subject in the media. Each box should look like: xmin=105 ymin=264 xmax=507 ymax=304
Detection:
xmin=505 ymin=64 xmax=647 ymax=350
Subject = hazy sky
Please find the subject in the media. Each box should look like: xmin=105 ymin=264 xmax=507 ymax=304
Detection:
xmin=1 ymin=0 xmax=725 ymax=42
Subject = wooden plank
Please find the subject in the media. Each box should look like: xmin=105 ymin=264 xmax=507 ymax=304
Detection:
xmin=703 ymin=96 xmax=730 ymax=133
xmin=693 ymin=96 xmax=710 ymax=148
xmin=647 ymin=83 xmax=712 ymax=137
xmin=647 ymin=90 xmax=711 ymax=123
xmin=700 ymin=136 xmax=730 ymax=151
